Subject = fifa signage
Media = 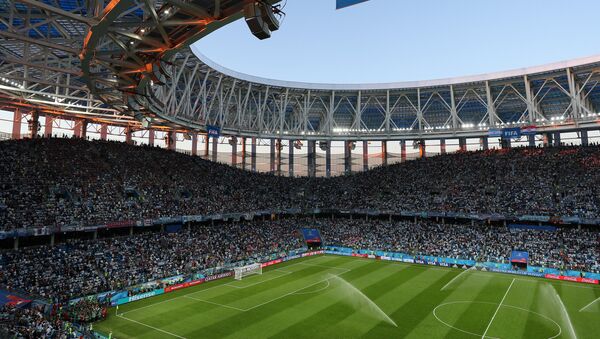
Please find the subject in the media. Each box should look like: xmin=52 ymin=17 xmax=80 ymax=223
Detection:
xmin=207 ymin=125 xmax=221 ymax=138
xmin=502 ymin=127 xmax=522 ymax=139
xmin=489 ymin=127 xmax=522 ymax=139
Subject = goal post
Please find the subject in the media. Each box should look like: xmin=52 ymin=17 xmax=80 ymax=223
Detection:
xmin=234 ymin=263 xmax=263 ymax=280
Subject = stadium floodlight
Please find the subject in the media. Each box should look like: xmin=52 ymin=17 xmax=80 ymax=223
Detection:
xmin=234 ymin=263 xmax=262 ymax=280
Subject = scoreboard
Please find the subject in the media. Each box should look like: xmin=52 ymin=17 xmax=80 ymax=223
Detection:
xmin=300 ymin=228 xmax=323 ymax=248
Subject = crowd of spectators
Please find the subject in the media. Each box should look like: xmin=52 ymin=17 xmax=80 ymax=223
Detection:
xmin=315 ymin=218 xmax=600 ymax=273
xmin=0 ymin=137 xmax=599 ymax=336
xmin=0 ymin=304 xmax=78 ymax=338
xmin=1 ymin=217 xmax=598 ymax=307
xmin=0 ymin=221 xmax=303 ymax=302
xmin=1 ymin=138 xmax=599 ymax=231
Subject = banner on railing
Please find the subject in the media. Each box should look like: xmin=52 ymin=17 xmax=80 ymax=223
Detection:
xmin=545 ymin=274 xmax=599 ymax=285
xmin=164 ymin=279 xmax=204 ymax=293
xmin=261 ymin=259 xmax=283 ymax=268
xmin=112 ymin=289 xmax=164 ymax=306
xmin=204 ymin=272 xmax=233 ymax=282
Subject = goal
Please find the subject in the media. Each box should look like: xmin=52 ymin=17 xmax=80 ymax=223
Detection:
xmin=234 ymin=263 xmax=263 ymax=280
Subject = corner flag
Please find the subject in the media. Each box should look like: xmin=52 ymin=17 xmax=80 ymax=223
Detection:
xmin=336 ymin=0 xmax=370 ymax=10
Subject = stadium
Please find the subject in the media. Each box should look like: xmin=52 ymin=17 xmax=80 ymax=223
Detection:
xmin=0 ymin=0 xmax=599 ymax=338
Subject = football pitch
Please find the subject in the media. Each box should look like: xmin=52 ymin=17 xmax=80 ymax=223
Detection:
xmin=95 ymin=255 xmax=600 ymax=338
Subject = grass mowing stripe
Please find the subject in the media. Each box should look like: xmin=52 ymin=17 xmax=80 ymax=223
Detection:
xmin=440 ymin=267 xmax=474 ymax=291
xmin=238 ymin=260 xmax=387 ymax=339
xmin=362 ymin=268 xmax=456 ymax=338
xmin=439 ymin=275 xmax=499 ymax=338
xmin=579 ymin=296 xmax=600 ymax=312
xmin=115 ymin=255 xmax=326 ymax=315
xmin=264 ymin=262 xmax=417 ymax=339
xmin=190 ymin=258 xmax=376 ymax=338
xmin=205 ymin=264 xmax=348 ymax=309
xmin=181 ymin=258 xmax=369 ymax=338
xmin=128 ymin=262 xmax=337 ymax=327
xmin=184 ymin=295 xmax=247 ymax=311
xmin=126 ymin=293 xmax=237 ymax=336
xmin=117 ymin=314 xmax=187 ymax=339
xmin=225 ymin=269 xmax=292 ymax=288
xmin=520 ymin=280 xmax=548 ymax=339
xmin=270 ymin=258 xmax=414 ymax=338
xmin=481 ymin=278 xmax=515 ymax=339
xmin=502 ymin=276 xmax=546 ymax=339
xmin=96 ymin=256 xmax=330 ymax=338
xmin=94 ymin=256 xmax=600 ymax=338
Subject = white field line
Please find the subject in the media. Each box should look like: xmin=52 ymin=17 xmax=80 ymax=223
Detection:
xmin=292 ymin=279 xmax=331 ymax=295
xmin=296 ymin=262 xmax=353 ymax=271
xmin=119 ymin=296 xmax=184 ymax=316
xmin=225 ymin=270 xmax=292 ymax=289
xmin=441 ymin=267 xmax=473 ymax=291
xmin=481 ymin=278 xmax=516 ymax=339
xmin=121 ymin=281 xmax=233 ymax=316
xmin=243 ymin=273 xmax=344 ymax=312
xmin=183 ymin=295 xmax=248 ymax=311
xmin=118 ymin=256 xmax=328 ymax=316
xmin=117 ymin=314 xmax=187 ymax=339
xmin=579 ymin=295 xmax=600 ymax=312
xmin=185 ymin=269 xmax=350 ymax=312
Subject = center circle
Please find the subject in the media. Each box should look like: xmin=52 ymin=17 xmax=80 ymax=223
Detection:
xmin=433 ymin=301 xmax=562 ymax=339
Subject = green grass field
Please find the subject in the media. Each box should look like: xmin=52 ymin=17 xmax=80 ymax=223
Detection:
xmin=95 ymin=255 xmax=600 ymax=339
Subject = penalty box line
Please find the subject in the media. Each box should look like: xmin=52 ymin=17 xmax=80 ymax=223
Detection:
xmin=579 ymin=295 xmax=600 ymax=312
xmin=118 ymin=256 xmax=346 ymax=316
xmin=225 ymin=270 xmax=293 ymax=289
xmin=185 ymin=268 xmax=352 ymax=312
xmin=117 ymin=314 xmax=188 ymax=339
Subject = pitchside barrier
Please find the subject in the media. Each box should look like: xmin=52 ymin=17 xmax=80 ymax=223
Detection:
xmin=324 ymin=246 xmax=600 ymax=284
xmin=107 ymin=246 xmax=597 ymax=308
xmin=58 ymin=244 xmax=600 ymax=339
xmin=71 ymin=245 xmax=597 ymax=310
xmin=106 ymin=247 xmax=597 ymax=308
xmin=104 ymin=250 xmax=324 ymax=307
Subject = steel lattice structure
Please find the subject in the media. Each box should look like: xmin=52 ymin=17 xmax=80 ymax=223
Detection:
xmin=1 ymin=0 xmax=600 ymax=142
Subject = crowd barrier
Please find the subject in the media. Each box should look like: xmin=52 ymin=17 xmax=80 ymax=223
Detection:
xmin=545 ymin=274 xmax=599 ymax=284
xmin=3 ymin=208 xmax=600 ymax=240
xmin=324 ymin=246 xmax=599 ymax=284
xmin=71 ymin=249 xmax=324 ymax=308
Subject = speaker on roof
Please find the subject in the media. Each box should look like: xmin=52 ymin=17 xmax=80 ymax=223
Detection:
xmin=261 ymin=3 xmax=280 ymax=32
xmin=141 ymin=117 xmax=151 ymax=129
xmin=244 ymin=2 xmax=272 ymax=40
xmin=294 ymin=140 xmax=303 ymax=150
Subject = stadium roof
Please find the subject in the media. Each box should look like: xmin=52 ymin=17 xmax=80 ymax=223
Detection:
xmin=1 ymin=0 xmax=600 ymax=140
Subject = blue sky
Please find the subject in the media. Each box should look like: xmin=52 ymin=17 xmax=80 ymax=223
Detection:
xmin=194 ymin=0 xmax=600 ymax=84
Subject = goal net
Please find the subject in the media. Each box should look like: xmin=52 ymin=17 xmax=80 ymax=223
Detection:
xmin=234 ymin=263 xmax=262 ymax=280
